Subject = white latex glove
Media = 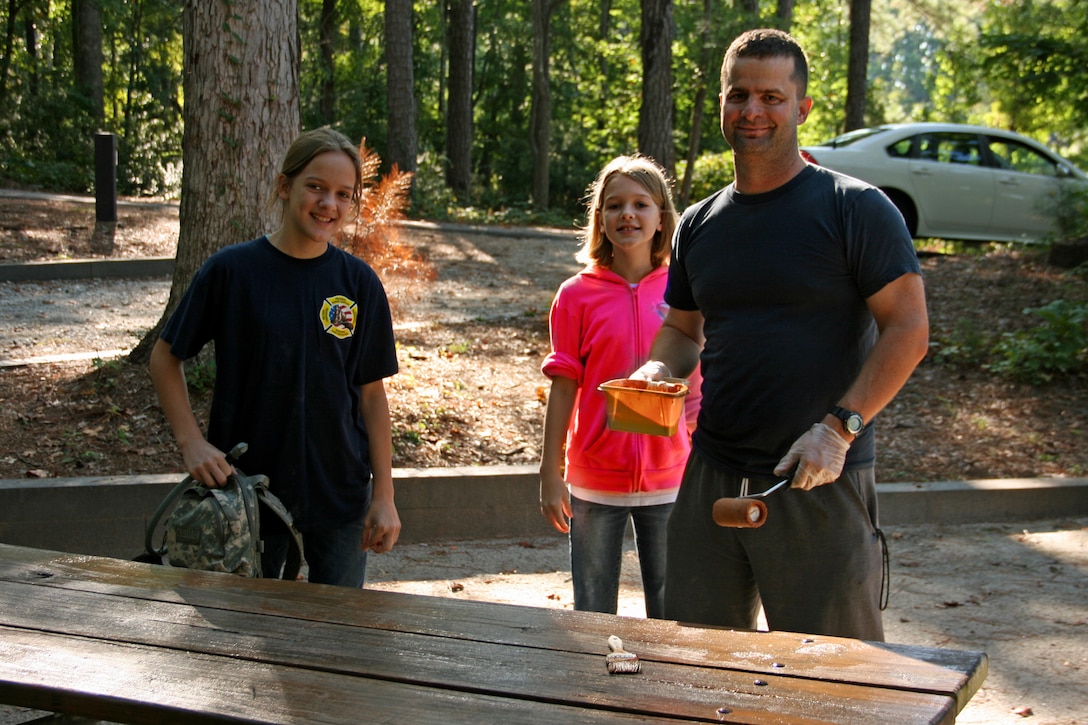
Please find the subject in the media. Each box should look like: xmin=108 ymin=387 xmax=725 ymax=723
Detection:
xmin=629 ymin=360 xmax=672 ymax=382
xmin=774 ymin=422 xmax=851 ymax=491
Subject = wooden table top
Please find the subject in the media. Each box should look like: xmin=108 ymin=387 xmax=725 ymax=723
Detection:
xmin=0 ymin=543 xmax=986 ymax=724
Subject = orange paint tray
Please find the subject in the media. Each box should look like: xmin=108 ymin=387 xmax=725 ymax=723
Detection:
xmin=598 ymin=378 xmax=689 ymax=437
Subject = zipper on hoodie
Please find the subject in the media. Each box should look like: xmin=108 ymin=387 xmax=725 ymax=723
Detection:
xmin=629 ymin=281 xmax=645 ymax=494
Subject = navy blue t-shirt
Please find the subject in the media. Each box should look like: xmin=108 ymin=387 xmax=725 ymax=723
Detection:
xmin=667 ymin=165 xmax=921 ymax=476
xmin=161 ymin=237 xmax=399 ymax=531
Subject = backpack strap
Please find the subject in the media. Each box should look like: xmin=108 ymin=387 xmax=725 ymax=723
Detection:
xmin=231 ymin=474 xmax=264 ymax=578
xmin=144 ymin=475 xmax=199 ymax=558
xmin=251 ymin=477 xmax=305 ymax=581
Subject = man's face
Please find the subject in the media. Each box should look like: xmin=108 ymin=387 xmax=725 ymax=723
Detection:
xmin=719 ymin=55 xmax=813 ymax=160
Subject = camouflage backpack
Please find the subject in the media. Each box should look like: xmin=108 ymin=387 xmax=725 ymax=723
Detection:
xmin=143 ymin=445 xmax=303 ymax=580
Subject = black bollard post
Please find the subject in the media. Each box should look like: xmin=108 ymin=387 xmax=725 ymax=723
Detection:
xmin=94 ymin=132 xmax=117 ymax=223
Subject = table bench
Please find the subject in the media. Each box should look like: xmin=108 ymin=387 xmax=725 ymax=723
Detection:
xmin=0 ymin=543 xmax=986 ymax=723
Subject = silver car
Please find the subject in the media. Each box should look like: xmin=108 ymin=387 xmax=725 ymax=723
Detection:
xmin=801 ymin=122 xmax=1087 ymax=242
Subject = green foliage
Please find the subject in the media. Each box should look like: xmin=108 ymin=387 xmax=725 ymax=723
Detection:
xmin=1043 ymin=183 xmax=1088 ymax=243
xmin=932 ymin=318 xmax=992 ymax=368
xmin=408 ymin=150 xmax=462 ymax=221
xmin=299 ymin=0 xmax=388 ymax=153
xmin=989 ymin=301 xmax=1088 ymax=383
xmin=975 ymin=0 xmax=1088 ymax=168
xmin=0 ymin=88 xmax=97 ymax=192
xmin=0 ymin=0 xmax=182 ymax=196
xmin=793 ymin=0 xmax=851 ymax=143
xmin=5 ymin=0 xmax=1088 ymax=213
xmin=678 ymin=152 xmax=736 ymax=203
xmin=184 ymin=359 xmax=217 ymax=396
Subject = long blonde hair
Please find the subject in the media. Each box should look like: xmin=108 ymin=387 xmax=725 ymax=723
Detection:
xmin=576 ymin=155 xmax=678 ymax=268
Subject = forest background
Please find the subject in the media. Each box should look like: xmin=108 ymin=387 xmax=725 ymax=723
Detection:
xmin=0 ymin=0 xmax=1085 ymax=495
xmin=2 ymin=0 xmax=1086 ymax=221
xmin=0 ymin=1 xmax=1085 ymax=411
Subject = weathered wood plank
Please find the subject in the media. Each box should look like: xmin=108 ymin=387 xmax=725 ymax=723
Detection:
xmin=0 ymin=549 xmax=965 ymax=724
xmin=0 ymin=544 xmax=986 ymax=713
xmin=0 ymin=627 xmax=680 ymax=725
xmin=0 ymin=586 xmax=957 ymax=724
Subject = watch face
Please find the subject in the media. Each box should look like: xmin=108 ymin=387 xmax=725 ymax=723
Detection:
xmin=845 ymin=414 xmax=864 ymax=434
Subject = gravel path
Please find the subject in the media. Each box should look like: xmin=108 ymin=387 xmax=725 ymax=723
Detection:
xmin=0 ymin=276 xmax=169 ymax=365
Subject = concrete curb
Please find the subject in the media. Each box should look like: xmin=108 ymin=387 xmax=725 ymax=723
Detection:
xmin=2 ymin=467 xmax=1085 ymax=561
xmin=0 ymin=256 xmax=175 ymax=282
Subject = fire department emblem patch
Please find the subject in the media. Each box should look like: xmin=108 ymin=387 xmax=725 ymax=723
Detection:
xmin=320 ymin=295 xmax=357 ymax=339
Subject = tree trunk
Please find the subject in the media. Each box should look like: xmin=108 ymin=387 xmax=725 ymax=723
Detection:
xmin=679 ymin=0 xmax=713 ymax=208
xmin=384 ymin=0 xmax=417 ymax=176
xmin=638 ymin=0 xmax=674 ymax=175
xmin=318 ymin=0 xmax=336 ymax=124
xmin=598 ymin=0 xmax=611 ymax=78
xmin=776 ymin=0 xmax=796 ymax=31
xmin=122 ymin=0 xmax=145 ymax=140
xmin=131 ymin=0 xmax=300 ymax=363
xmin=530 ymin=0 xmax=553 ymax=210
xmin=72 ymin=0 xmax=104 ymax=125
xmin=844 ymin=0 xmax=871 ymax=131
xmin=1 ymin=0 xmax=21 ymax=104
xmin=445 ymin=0 xmax=475 ymax=201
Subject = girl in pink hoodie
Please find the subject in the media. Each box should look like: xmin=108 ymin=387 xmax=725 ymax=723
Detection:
xmin=539 ymin=155 xmax=699 ymax=617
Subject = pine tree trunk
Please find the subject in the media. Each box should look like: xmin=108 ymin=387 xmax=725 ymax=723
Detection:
xmin=385 ymin=0 xmax=417 ymax=176
xmin=530 ymin=0 xmax=552 ymax=211
xmin=679 ymin=0 xmax=713 ymax=208
xmin=72 ymin=0 xmax=104 ymax=124
xmin=776 ymin=0 xmax=796 ymax=31
xmin=844 ymin=0 xmax=871 ymax=132
xmin=638 ymin=0 xmax=674 ymax=175
xmin=131 ymin=0 xmax=300 ymax=363
xmin=318 ymin=0 xmax=337 ymax=124
xmin=446 ymin=0 xmax=475 ymax=200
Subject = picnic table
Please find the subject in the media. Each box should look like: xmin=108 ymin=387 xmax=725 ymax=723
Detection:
xmin=0 ymin=543 xmax=986 ymax=724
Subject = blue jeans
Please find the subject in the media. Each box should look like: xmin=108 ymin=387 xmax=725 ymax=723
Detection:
xmin=569 ymin=496 xmax=672 ymax=618
xmin=263 ymin=516 xmax=369 ymax=588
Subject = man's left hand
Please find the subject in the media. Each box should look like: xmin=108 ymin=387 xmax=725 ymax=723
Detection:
xmin=774 ymin=422 xmax=851 ymax=490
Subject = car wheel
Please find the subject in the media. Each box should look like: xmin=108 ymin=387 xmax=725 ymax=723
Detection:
xmin=882 ymin=190 xmax=918 ymax=237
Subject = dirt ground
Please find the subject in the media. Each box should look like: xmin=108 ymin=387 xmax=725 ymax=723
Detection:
xmin=1 ymin=193 xmax=1087 ymax=482
xmin=0 ymin=192 xmax=1087 ymax=723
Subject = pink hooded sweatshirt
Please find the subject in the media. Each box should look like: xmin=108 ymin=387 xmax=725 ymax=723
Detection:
xmin=542 ymin=265 xmax=700 ymax=501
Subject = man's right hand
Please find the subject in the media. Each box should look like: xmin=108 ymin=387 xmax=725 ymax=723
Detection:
xmin=629 ymin=360 xmax=672 ymax=382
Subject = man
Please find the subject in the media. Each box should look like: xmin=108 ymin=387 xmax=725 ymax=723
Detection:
xmin=633 ymin=29 xmax=929 ymax=640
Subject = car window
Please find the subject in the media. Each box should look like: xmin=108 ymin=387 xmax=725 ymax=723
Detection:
xmin=887 ymin=138 xmax=913 ymax=158
xmin=986 ymin=138 xmax=1059 ymax=177
xmin=914 ymin=132 xmax=981 ymax=165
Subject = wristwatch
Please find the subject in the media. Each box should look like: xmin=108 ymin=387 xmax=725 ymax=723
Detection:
xmin=830 ymin=406 xmax=865 ymax=436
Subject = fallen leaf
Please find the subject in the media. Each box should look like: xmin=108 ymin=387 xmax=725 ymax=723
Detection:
xmin=1011 ymin=705 xmax=1033 ymax=717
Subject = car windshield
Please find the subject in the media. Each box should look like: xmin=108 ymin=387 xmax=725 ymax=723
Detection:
xmin=818 ymin=126 xmax=892 ymax=148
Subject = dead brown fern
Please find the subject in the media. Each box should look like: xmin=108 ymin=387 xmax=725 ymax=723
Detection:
xmin=336 ymin=139 xmax=436 ymax=309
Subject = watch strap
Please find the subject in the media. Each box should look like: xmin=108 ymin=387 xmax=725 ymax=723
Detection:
xmin=829 ymin=406 xmax=865 ymax=435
